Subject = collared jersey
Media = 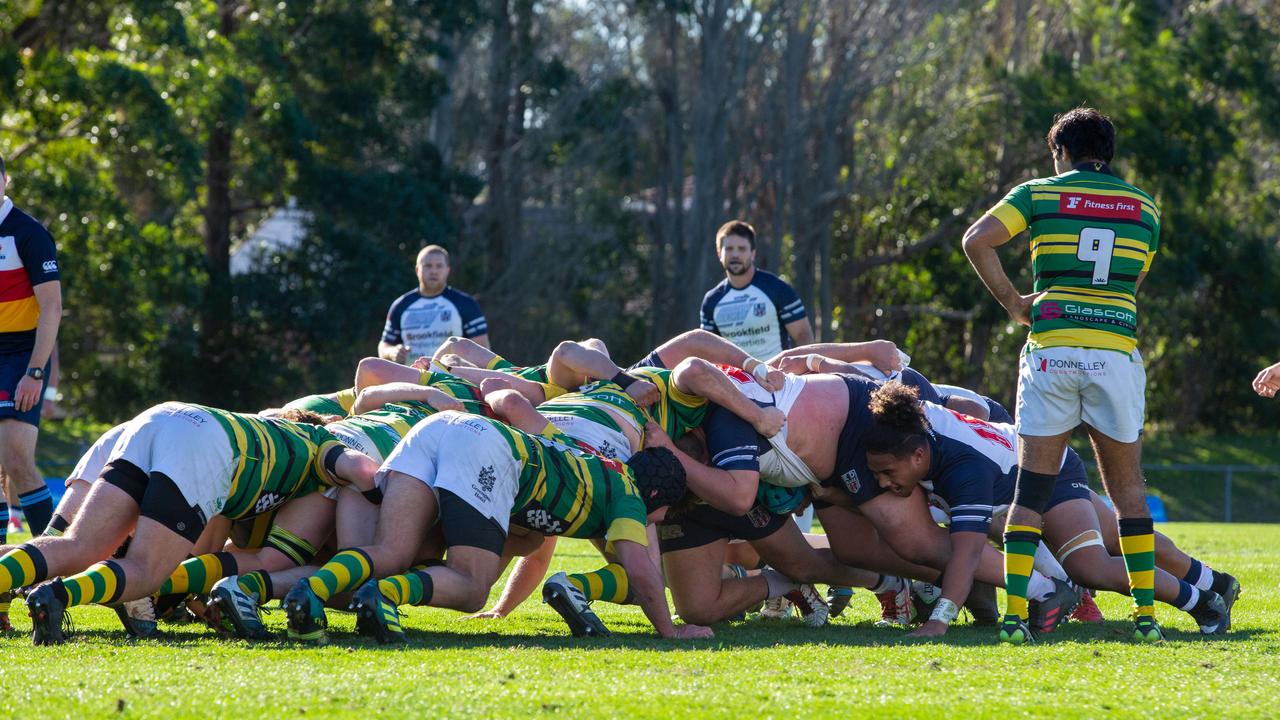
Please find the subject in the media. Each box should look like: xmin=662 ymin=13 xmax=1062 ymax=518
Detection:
xmin=196 ymin=405 xmax=344 ymax=520
xmin=483 ymin=417 xmax=649 ymax=549
xmin=989 ymin=165 xmax=1160 ymax=354
xmin=382 ymin=286 xmax=486 ymax=357
xmin=0 ymin=197 xmax=60 ymax=353
xmin=701 ymin=269 xmax=806 ymax=360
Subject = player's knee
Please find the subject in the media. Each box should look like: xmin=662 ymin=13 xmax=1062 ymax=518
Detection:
xmin=459 ymin=583 xmax=491 ymax=613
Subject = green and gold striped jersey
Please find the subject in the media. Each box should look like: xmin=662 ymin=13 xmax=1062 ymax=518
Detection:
xmin=416 ymin=369 xmax=490 ymax=416
xmin=283 ymin=388 xmax=358 ymax=417
xmin=328 ymin=401 xmax=434 ymax=461
xmin=538 ymin=366 xmax=707 ymax=454
xmin=989 ymin=164 xmax=1160 ymax=354
xmin=485 ymin=417 xmax=649 ymax=549
xmin=198 ymin=406 xmax=344 ymax=520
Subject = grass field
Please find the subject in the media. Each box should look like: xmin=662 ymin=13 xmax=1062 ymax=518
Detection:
xmin=0 ymin=523 xmax=1275 ymax=718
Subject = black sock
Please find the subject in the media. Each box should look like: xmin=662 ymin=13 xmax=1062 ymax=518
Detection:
xmin=0 ymin=502 xmax=8 ymax=544
xmin=18 ymin=488 xmax=54 ymax=536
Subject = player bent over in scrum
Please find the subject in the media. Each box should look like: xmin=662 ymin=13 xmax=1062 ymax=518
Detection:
xmin=0 ymin=402 xmax=377 ymax=644
xmin=863 ymin=383 xmax=1233 ymax=639
xmin=282 ymin=406 xmax=712 ymax=643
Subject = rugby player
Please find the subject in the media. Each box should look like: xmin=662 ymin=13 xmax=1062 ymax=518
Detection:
xmin=962 ymin=108 xmax=1170 ymax=642
xmin=1252 ymin=361 xmax=1280 ymax=398
xmin=0 ymin=402 xmax=378 ymax=644
xmin=863 ymin=383 xmax=1231 ymax=638
xmin=279 ymin=401 xmax=712 ymax=644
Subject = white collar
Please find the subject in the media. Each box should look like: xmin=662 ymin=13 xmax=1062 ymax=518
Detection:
xmin=0 ymin=197 xmax=12 ymax=226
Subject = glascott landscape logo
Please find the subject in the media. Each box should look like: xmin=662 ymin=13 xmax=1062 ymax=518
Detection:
xmin=1039 ymin=302 xmax=1064 ymax=320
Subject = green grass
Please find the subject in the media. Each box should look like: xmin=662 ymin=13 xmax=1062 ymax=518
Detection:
xmin=1 ymin=523 xmax=1276 ymax=718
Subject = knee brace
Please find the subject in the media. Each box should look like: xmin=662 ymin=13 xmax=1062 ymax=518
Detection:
xmin=1010 ymin=470 xmax=1057 ymax=514
xmin=1056 ymin=529 xmax=1105 ymax=565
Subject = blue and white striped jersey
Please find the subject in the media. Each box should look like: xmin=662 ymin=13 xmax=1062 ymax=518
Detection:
xmin=700 ymin=269 xmax=806 ymax=360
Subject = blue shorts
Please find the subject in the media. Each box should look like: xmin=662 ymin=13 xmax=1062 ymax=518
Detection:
xmin=0 ymin=352 xmax=49 ymax=426
xmin=1046 ymin=449 xmax=1093 ymax=511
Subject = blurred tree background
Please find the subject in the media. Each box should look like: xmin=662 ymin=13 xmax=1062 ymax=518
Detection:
xmin=2 ymin=0 xmax=1278 ymax=434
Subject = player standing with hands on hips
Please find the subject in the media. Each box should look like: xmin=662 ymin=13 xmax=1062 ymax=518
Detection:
xmin=962 ymin=108 xmax=1213 ymax=644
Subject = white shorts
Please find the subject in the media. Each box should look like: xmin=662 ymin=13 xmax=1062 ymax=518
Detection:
xmin=105 ymin=402 xmax=236 ymax=521
xmin=1016 ymin=346 xmax=1146 ymax=443
xmin=377 ymin=411 xmax=520 ymax=533
xmin=68 ymin=422 xmax=129 ymax=487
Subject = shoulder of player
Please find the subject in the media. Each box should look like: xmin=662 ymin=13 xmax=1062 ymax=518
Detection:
xmin=387 ymin=288 xmax=422 ymax=312
xmin=702 ymin=279 xmax=731 ymax=305
xmin=1 ymin=206 xmax=54 ymax=243
xmin=749 ymin=268 xmax=795 ymax=292
xmin=441 ymin=285 xmax=481 ymax=307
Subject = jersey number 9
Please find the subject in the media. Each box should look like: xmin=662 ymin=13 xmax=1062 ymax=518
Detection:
xmin=1076 ymin=227 xmax=1116 ymax=285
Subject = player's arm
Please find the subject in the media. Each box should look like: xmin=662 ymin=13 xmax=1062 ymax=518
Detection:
xmin=547 ymin=341 xmax=659 ymax=406
xmin=17 ymin=280 xmax=62 ymax=412
xmin=962 ymin=214 xmax=1039 ymax=326
xmin=945 ymin=396 xmax=990 ymax=420
xmin=647 ymin=330 xmax=783 ymax=392
xmin=354 ymin=357 xmax=422 ymax=391
xmin=1134 ymin=270 xmax=1149 ymax=295
xmin=784 ymin=317 xmax=814 ymax=347
xmin=468 ymin=536 xmax=558 ymax=619
xmin=452 ymin=368 xmax=546 ymax=405
xmin=672 ymin=358 xmax=785 ymax=438
xmin=469 ymin=333 xmax=491 ymax=349
xmin=909 ymin=530 xmax=986 ymax=638
xmin=484 ymin=387 xmax=555 ymax=435
xmin=351 ymin=382 xmax=464 ymax=415
xmin=613 ymin=539 xmax=712 ymax=639
xmin=770 ymin=340 xmax=901 ymax=374
xmin=432 ymin=336 xmax=499 ymax=368
xmin=644 ymin=421 xmax=759 ymax=516
xmin=322 ymin=445 xmax=380 ymax=493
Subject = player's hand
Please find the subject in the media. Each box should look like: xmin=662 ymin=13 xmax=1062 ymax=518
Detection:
xmin=425 ymin=387 xmax=465 ymax=413
xmin=643 ymin=421 xmax=675 ymax=451
xmin=14 ymin=375 xmax=41 ymax=413
xmin=626 ymin=379 xmax=660 ymax=407
xmin=758 ymin=368 xmax=786 ymax=392
xmin=751 ymin=406 xmax=786 ymax=438
xmin=907 ymin=620 xmax=949 ymax=638
xmin=776 ymin=355 xmax=811 ymax=375
xmin=670 ymin=623 xmax=714 ymax=639
xmin=1253 ymin=362 xmax=1280 ymax=398
xmin=791 ymin=490 xmax=813 ymax=516
xmin=865 ymin=340 xmax=902 ymax=373
xmin=393 ymin=345 xmax=411 ymax=364
xmin=411 ymin=355 xmax=435 ymax=371
xmin=480 ymin=377 xmax=518 ymax=396
xmin=462 ymin=610 xmax=507 ymax=620
xmin=810 ymin=483 xmax=854 ymax=508
xmin=1006 ymin=291 xmax=1045 ymax=327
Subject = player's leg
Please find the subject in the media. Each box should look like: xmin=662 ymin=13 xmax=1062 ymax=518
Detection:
xmin=431 ymin=336 xmax=500 ymax=369
xmin=661 ymin=539 xmax=770 ymax=626
xmin=471 ymin=535 xmax=557 ymax=619
xmin=0 ymin=420 xmax=54 ymax=535
xmin=354 ymin=356 xmax=423 ymax=390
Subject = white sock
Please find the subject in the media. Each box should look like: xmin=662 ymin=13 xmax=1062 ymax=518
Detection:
xmin=760 ymin=568 xmax=798 ymax=599
xmin=1034 ymin=541 xmax=1070 ymax=582
xmin=870 ymin=575 xmax=901 ymax=594
xmin=1193 ymin=562 xmax=1215 ymax=591
xmin=1178 ymin=584 xmax=1202 ymax=611
xmin=1027 ymin=571 xmax=1056 ymax=602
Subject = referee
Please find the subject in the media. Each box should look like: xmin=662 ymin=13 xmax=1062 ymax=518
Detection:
xmin=0 ymin=152 xmax=61 ymax=544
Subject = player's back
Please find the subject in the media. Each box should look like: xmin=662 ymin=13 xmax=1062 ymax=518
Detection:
xmin=992 ymin=165 xmax=1160 ymax=353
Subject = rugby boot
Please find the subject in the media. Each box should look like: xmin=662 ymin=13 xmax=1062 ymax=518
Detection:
xmin=27 ymin=580 xmax=70 ymax=646
xmin=208 ymin=576 xmax=269 ymax=640
xmin=826 ymin=586 xmax=854 ymax=618
xmin=759 ymin=595 xmax=792 ymax=620
xmin=1217 ymin=573 xmax=1241 ymax=622
xmin=351 ymin=580 xmax=406 ymax=644
xmin=1070 ymin=589 xmax=1104 ymax=623
xmin=114 ymin=596 xmax=160 ymax=639
xmin=283 ymin=579 xmax=329 ymax=644
xmin=1133 ymin=615 xmax=1165 ymax=643
xmin=785 ymin=584 xmax=830 ymax=627
xmin=1028 ymin=578 xmax=1081 ymax=634
xmin=1188 ymin=591 xmax=1229 ymax=635
xmin=875 ymin=576 xmax=913 ymax=627
xmin=542 ymin=571 xmax=610 ymax=637
xmin=0 ymin=592 xmax=13 ymax=632
xmin=998 ymin=615 xmax=1037 ymax=645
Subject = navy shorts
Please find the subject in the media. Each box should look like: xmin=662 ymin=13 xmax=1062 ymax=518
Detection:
xmin=627 ymin=350 xmax=666 ymax=371
xmin=1046 ymin=449 xmax=1093 ymax=511
xmin=656 ymin=501 xmax=789 ymax=553
xmin=0 ymin=352 xmax=49 ymax=426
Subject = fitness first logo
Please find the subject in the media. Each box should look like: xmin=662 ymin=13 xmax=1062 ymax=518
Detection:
xmin=1058 ymin=192 xmax=1142 ymax=220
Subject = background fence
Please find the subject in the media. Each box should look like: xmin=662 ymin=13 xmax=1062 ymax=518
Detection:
xmin=1083 ymin=464 xmax=1280 ymax=523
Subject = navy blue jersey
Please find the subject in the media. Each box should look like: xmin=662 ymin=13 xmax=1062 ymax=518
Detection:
xmin=381 ymin=286 xmax=486 ymax=357
xmin=915 ymin=402 xmax=1019 ymax=535
xmin=0 ymin=198 xmax=59 ymax=353
xmin=700 ymin=269 xmax=806 ymax=360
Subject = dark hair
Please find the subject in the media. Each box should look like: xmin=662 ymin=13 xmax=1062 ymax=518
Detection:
xmin=864 ymin=382 xmax=929 ymax=457
xmin=273 ymin=407 xmax=329 ymax=425
xmin=626 ymin=446 xmax=687 ymax=513
xmin=715 ymin=220 xmax=756 ymax=251
xmin=1047 ymin=107 xmax=1115 ymax=164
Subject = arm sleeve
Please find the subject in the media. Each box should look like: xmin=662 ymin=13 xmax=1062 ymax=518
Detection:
xmin=768 ymin=278 xmax=807 ymax=324
xmin=381 ymin=297 xmax=404 ymax=344
xmin=458 ymin=294 xmax=488 ymax=338
xmin=703 ymin=403 xmax=762 ymax=472
xmin=699 ymin=291 xmax=719 ymax=333
xmin=940 ymin=459 xmax=996 ymax=535
xmin=604 ymin=492 xmax=650 ymax=551
xmin=988 ymin=183 xmax=1032 ymax=237
xmin=17 ymin=225 xmax=60 ymax=286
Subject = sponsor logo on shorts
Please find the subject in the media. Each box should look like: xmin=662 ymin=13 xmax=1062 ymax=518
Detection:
xmin=840 ymin=468 xmax=861 ymax=494
xmin=476 ymin=465 xmax=496 ymax=494
xmin=1036 ymin=357 xmax=1108 ymax=377
xmin=658 ymin=524 xmax=684 ymax=540
xmin=1071 ymin=482 xmax=1089 ymax=491
xmin=746 ymin=505 xmax=772 ymax=528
